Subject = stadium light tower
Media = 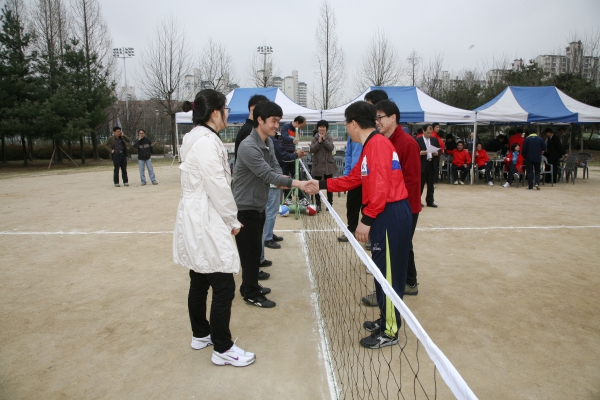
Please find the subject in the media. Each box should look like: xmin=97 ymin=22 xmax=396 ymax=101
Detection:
xmin=113 ymin=47 xmax=135 ymax=123
xmin=257 ymin=45 xmax=273 ymax=87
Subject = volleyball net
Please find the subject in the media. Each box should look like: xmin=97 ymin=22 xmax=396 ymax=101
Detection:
xmin=298 ymin=159 xmax=477 ymax=400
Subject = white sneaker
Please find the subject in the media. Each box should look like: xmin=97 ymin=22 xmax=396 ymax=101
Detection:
xmin=459 ymin=180 xmax=465 ymax=185
xmin=513 ymin=173 xmax=519 ymax=180
xmin=535 ymin=184 xmax=540 ymax=190
xmin=487 ymin=181 xmax=494 ymax=186
xmin=503 ymin=182 xmax=510 ymax=188
xmin=191 ymin=335 xmax=212 ymax=350
xmin=211 ymin=343 xmax=256 ymax=367
xmin=453 ymin=180 xmax=459 ymax=185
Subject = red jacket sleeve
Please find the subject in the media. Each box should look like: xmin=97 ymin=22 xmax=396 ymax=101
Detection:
xmin=327 ymin=158 xmax=362 ymax=193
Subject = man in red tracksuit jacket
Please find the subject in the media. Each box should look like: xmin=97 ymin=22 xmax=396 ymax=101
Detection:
xmin=375 ymin=100 xmax=422 ymax=296
xmin=317 ymin=101 xmax=412 ymax=349
xmin=446 ymin=141 xmax=471 ymax=184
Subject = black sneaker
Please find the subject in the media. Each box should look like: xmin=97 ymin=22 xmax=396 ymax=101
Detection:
xmin=337 ymin=234 xmax=350 ymax=242
xmin=264 ymin=240 xmax=281 ymax=249
xmin=244 ymin=295 xmax=276 ymax=308
xmin=258 ymin=271 xmax=270 ymax=280
xmin=260 ymin=259 xmax=272 ymax=267
xmin=363 ymin=318 xmax=381 ymax=332
xmin=405 ymin=283 xmax=419 ymax=296
xmin=272 ymin=234 xmax=283 ymax=242
xmin=240 ymin=284 xmax=271 ymax=297
xmin=359 ymin=330 xmax=398 ymax=349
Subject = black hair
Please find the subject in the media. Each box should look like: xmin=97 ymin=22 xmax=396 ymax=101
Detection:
xmin=182 ymin=89 xmax=227 ymax=127
xmin=416 ymin=128 xmax=423 ymax=134
xmin=543 ymin=128 xmax=553 ymax=134
xmin=294 ymin=116 xmax=306 ymax=124
xmin=432 ymin=122 xmax=440 ymax=128
xmin=248 ymin=94 xmax=269 ymax=111
xmin=364 ymin=89 xmax=388 ymax=105
xmin=515 ymin=128 xmax=523 ymax=134
xmin=446 ymin=133 xmax=454 ymax=140
xmin=138 ymin=129 xmax=146 ymax=134
xmin=511 ymin=143 xmax=520 ymax=151
xmin=253 ymin=101 xmax=283 ymax=128
xmin=375 ymin=100 xmax=400 ymax=124
xmin=422 ymin=124 xmax=433 ymax=131
xmin=113 ymin=126 xmax=121 ymax=132
xmin=456 ymin=140 xmax=465 ymax=146
xmin=508 ymin=130 xmax=515 ymax=136
xmin=316 ymin=120 xmax=329 ymax=129
xmin=345 ymin=101 xmax=376 ymax=129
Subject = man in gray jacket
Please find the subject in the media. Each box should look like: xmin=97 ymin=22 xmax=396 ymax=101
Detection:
xmin=233 ymin=101 xmax=316 ymax=308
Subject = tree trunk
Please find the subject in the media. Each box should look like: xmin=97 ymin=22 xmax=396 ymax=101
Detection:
xmin=1 ymin=135 xmax=5 ymax=163
xmin=27 ymin=135 xmax=34 ymax=161
xmin=55 ymin=139 xmax=63 ymax=163
xmin=68 ymin=140 xmax=73 ymax=159
xmin=171 ymin=114 xmax=177 ymax=158
xmin=79 ymin=136 xmax=86 ymax=164
xmin=21 ymin=133 xmax=28 ymax=167
xmin=91 ymin=131 xmax=99 ymax=159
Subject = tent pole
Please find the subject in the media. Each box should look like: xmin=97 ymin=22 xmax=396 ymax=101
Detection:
xmin=470 ymin=117 xmax=478 ymax=185
xmin=175 ymin=123 xmax=180 ymax=162
xmin=569 ymin=124 xmax=572 ymax=154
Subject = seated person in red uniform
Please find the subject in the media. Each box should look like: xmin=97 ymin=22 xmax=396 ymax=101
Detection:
xmin=503 ymin=143 xmax=524 ymax=187
xmin=447 ymin=141 xmax=470 ymax=185
xmin=472 ymin=143 xmax=494 ymax=186
xmin=317 ymin=101 xmax=412 ymax=349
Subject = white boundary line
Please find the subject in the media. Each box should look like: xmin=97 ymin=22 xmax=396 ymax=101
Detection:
xmin=299 ymin=230 xmax=339 ymax=400
xmin=1 ymin=225 xmax=599 ymax=236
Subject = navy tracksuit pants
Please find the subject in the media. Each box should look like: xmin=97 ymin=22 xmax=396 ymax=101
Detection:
xmin=370 ymin=199 xmax=413 ymax=337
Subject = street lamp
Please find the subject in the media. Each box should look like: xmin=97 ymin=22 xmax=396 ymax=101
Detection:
xmin=113 ymin=47 xmax=135 ymax=125
xmin=256 ymin=45 xmax=273 ymax=87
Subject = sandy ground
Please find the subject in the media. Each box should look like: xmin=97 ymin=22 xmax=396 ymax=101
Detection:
xmin=1 ymin=162 xmax=599 ymax=399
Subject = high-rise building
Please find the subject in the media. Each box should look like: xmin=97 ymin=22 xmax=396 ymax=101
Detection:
xmin=534 ymin=42 xmax=599 ymax=84
xmin=271 ymin=70 xmax=307 ymax=106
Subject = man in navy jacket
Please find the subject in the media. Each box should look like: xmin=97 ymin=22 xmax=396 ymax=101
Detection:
xmin=522 ymin=130 xmax=547 ymax=190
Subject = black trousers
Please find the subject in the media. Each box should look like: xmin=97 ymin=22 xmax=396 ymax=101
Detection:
xmin=313 ymin=174 xmax=333 ymax=207
xmin=420 ymin=162 xmax=435 ymax=205
xmin=346 ymin=185 xmax=362 ymax=233
xmin=546 ymin=159 xmax=560 ymax=183
xmin=406 ymin=213 xmax=419 ymax=286
xmin=235 ymin=210 xmax=266 ymax=299
xmin=452 ymin=165 xmax=469 ymax=182
xmin=188 ymin=270 xmax=235 ymax=353
xmin=525 ymin=161 xmax=541 ymax=189
xmin=112 ymin=152 xmax=128 ymax=184
xmin=283 ymin=162 xmax=305 ymax=200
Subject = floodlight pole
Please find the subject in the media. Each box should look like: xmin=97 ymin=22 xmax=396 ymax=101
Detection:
xmin=113 ymin=47 xmax=135 ymax=127
xmin=257 ymin=45 xmax=273 ymax=87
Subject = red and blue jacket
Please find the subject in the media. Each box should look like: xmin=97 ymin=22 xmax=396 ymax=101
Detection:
xmin=324 ymin=132 xmax=408 ymax=226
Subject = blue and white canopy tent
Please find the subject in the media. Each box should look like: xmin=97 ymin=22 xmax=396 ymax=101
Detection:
xmin=175 ymin=87 xmax=322 ymax=125
xmin=474 ymin=86 xmax=600 ymax=124
xmin=470 ymin=86 xmax=600 ymax=182
xmin=321 ymin=86 xmax=476 ymax=123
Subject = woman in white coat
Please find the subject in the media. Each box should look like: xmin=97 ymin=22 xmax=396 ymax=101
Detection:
xmin=173 ymin=89 xmax=255 ymax=367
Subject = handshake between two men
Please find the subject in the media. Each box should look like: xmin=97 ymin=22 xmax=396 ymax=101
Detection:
xmin=280 ymin=179 xmax=320 ymax=196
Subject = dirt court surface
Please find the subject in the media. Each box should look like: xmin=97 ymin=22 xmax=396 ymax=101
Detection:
xmin=1 ymin=162 xmax=599 ymax=399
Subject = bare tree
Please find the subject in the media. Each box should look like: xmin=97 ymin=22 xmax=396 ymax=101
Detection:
xmin=406 ymin=50 xmax=421 ymax=86
xmin=139 ymin=15 xmax=191 ymax=156
xmin=31 ymin=0 xmax=70 ymax=67
xmin=313 ymin=1 xmax=345 ymax=109
xmin=419 ymin=53 xmax=445 ymax=98
xmin=71 ymin=0 xmax=115 ymax=160
xmin=565 ymin=29 xmax=600 ymax=85
xmin=354 ymin=31 xmax=402 ymax=91
xmin=197 ymin=38 xmax=236 ymax=94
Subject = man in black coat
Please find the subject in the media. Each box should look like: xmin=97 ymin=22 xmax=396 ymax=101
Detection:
xmin=416 ymin=124 xmax=440 ymax=207
xmin=133 ymin=129 xmax=157 ymax=185
xmin=543 ymin=128 xmax=567 ymax=183
xmin=522 ymin=129 xmax=547 ymax=190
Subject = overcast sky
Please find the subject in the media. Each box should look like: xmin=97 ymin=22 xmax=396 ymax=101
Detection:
xmin=103 ymin=0 xmax=600 ymax=105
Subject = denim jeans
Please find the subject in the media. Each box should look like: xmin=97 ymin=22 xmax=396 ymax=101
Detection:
xmin=261 ymin=188 xmax=281 ymax=262
xmin=138 ymin=159 xmax=156 ymax=184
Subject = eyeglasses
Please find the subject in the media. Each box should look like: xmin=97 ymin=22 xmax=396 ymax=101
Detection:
xmin=375 ymin=115 xmax=388 ymax=122
xmin=224 ymin=107 xmax=231 ymax=112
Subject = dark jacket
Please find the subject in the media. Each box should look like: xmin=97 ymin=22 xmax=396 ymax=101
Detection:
xmin=522 ymin=134 xmax=547 ymax=163
xmin=545 ymin=134 xmax=566 ymax=162
xmin=271 ymin=136 xmax=298 ymax=167
xmin=484 ymin=137 xmax=508 ymax=155
xmin=279 ymin=122 xmax=297 ymax=153
xmin=133 ymin=136 xmax=153 ymax=160
xmin=104 ymin=134 xmax=132 ymax=158
xmin=234 ymin=119 xmax=253 ymax=160
xmin=416 ymin=136 xmax=440 ymax=174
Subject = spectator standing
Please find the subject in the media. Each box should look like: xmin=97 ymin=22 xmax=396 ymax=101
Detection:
xmin=521 ymin=129 xmax=547 ymax=190
xmin=133 ymin=129 xmax=157 ymax=185
xmin=173 ymin=89 xmax=254 ymax=367
xmin=544 ymin=128 xmax=567 ymax=183
xmin=104 ymin=126 xmax=132 ymax=187
xmin=309 ymin=120 xmax=335 ymax=212
xmin=280 ymin=116 xmax=307 ymax=204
